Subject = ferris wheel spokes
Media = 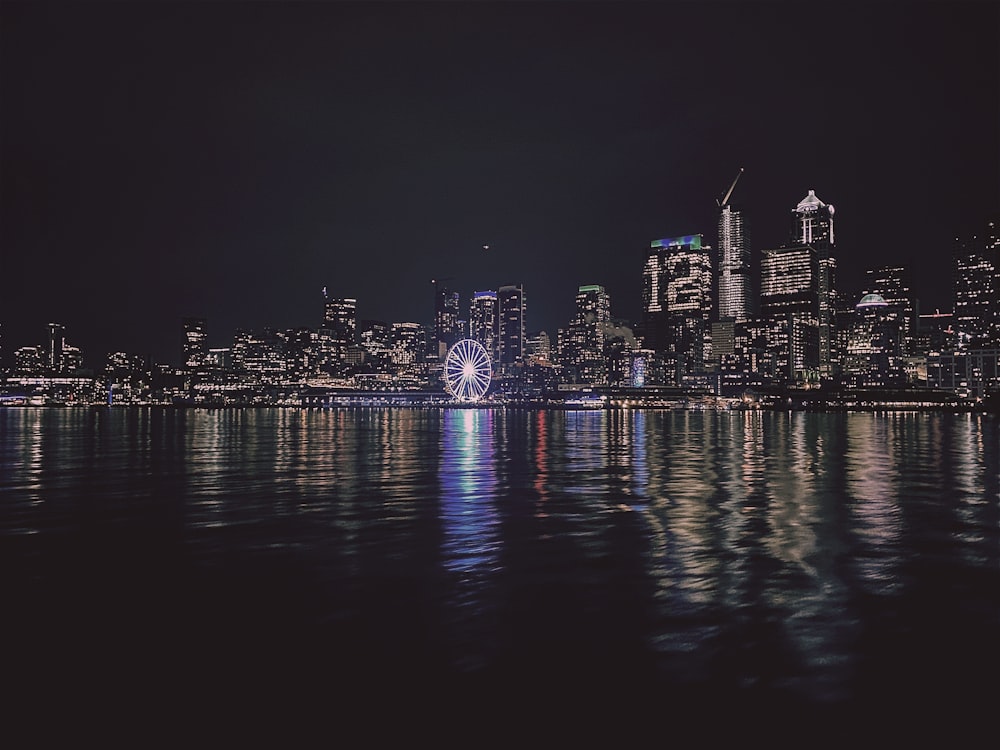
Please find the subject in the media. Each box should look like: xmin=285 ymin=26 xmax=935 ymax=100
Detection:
xmin=444 ymin=339 xmax=492 ymax=402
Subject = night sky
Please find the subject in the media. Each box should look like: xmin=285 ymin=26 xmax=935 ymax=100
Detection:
xmin=2 ymin=1 xmax=998 ymax=368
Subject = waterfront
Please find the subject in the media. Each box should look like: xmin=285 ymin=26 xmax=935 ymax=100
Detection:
xmin=3 ymin=406 xmax=998 ymax=736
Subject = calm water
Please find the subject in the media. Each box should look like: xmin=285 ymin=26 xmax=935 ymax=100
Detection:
xmin=3 ymin=406 xmax=998 ymax=730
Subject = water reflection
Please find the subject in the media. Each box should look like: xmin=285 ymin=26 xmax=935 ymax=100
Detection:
xmin=2 ymin=406 xmax=998 ymax=710
xmin=439 ymin=408 xmax=501 ymax=671
xmin=845 ymin=413 xmax=902 ymax=595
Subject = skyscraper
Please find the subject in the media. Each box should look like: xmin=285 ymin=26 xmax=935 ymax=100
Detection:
xmin=791 ymin=190 xmax=837 ymax=375
xmin=320 ymin=295 xmax=357 ymax=375
xmin=864 ymin=266 xmax=916 ymax=354
xmin=717 ymin=169 xmax=750 ymax=320
xmin=843 ymin=293 xmax=905 ymax=387
xmin=181 ymin=317 xmax=207 ymax=370
xmin=560 ymin=284 xmax=612 ymax=384
xmin=953 ymin=219 xmax=998 ymax=349
xmin=432 ymin=281 xmax=462 ymax=358
xmin=498 ymin=284 xmax=526 ymax=370
xmin=469 ymin=290 xmax=498 ymax=362
xmin=642 ymin=235 xmax=713 ymax=380
xmin=323 ymin=297 xmax=358 ymax=344
xmin=761 ymin=244 xmax=820 ymax=382
xmin=47 ymin=322 xmax=65 ymax=373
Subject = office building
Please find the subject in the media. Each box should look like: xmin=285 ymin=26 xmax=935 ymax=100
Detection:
xmin=432 ymin=281 xmax=462 ymax=359
xmin=182 ymin=317 xmax=207 ymax=370
xmin=842 ymin=293 xmax=906 ymax=386
xmin=717 ymin=169 xmax=750 ymax=320
xmin=953 ymin=222 xmax=998 ymax=349
xmin=761 ymin=244 xmax=819 ymax=382
xmin=560 ymin=284 xmax=612 ymax=384
xmin=864 ymin=266 xmax=917 ymax=354
xmin=48 ymin=322 xmax=66 ymax=373
xmin=469 ymin=291 xmax=498 ymax=362
xmin=791 ymin=190 xmax=837 ymax=375
xmin=642 ymin=235 xmax=713 ymax=380
xmin=498 ymin=284 xmax=527 ymax=370
xmin=320 ymin=296 xmax=357 ymax=374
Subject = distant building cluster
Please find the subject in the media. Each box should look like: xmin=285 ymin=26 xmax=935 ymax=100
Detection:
xmin=2 ymin=189 xmax=998 ymax=406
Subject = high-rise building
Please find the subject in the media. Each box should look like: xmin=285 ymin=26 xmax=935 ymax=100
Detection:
xmin=864 ymin=266 xmax=917 ymax=354
xmin=320 ymin=295 xmax=357 ymax=374
xmin=432 ymin=281 xmax=462 ymax=359
xmin=717 ymin=169 xmax=750 ymax=320
xmin=14 ymin=346 xmax=44 ymax=376
xmin=323 ymin=297 xmax=358 ymax=345
xmin=641 ymin=235 xmax=713 ymax=380
xmin=359 ymin=320 xmax=393 ymax=374
xmin=525 ymin=330 xmax=552 ymax=362
xmin=498 ymin=284 xmax=526 ymax=370
xmin=791 ymin=190 xmax=837 ymax=375
xmin=761 ymin=244 xmax=819 ymax=382
xmin=560 ymin=284 xmax=612 ymax=384
xmin=283 ymin=327 xmax=315 ymax=381
xmin=48 ymin=322 xmax=66 ymax=373
xmin=182 ymin=317 xmax=207 ymax=370
xmin=390 ymin=322 xmax=426 ymax=378
xmin=233 ymin=327 xmax=287 ymax=380
xmin=469 ymin=290 xmax=498 ymax=362
xmin=953 ymin=220 xmax=998 ymax=349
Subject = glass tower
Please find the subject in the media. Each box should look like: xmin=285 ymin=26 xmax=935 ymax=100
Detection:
xmin=717 ymin=205 xmax=749 ymax=320
xmin=791 ymin=190 xmax=837 ymax=375
xmin=642 ymin=235 xmax=713 ymax=379
xmin=182 ymin=317 xmax=207 ymax=370
xmin=498 ymin=284 xmax=526 ymax=369
xmin=469 ymin=290 xmax=499 ymax=362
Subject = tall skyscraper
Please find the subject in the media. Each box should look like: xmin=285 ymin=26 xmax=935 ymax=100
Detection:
xmin=498 ymin=284 xmax=526 ymax=370
xmin=641 ymin=235 xmax=713 ymax=380
xmin=390 ymin=322 xmax=426 ymax=377
xmin=560 ymin=284 xmax=612 ymax=384
xmin=323 ymin=297 xmax=358 ymax=344
xmin=791 ymin=190 xmax=837 ymax=375
xmin=761 ymin=244 xmax=820 ymax=381
xmin=181 ymin=317 xmax=207 ymax=370
xmin=432 ymin=280 xmax=462 ymax=358
xmin=843 ymin=293 xmax=905 ymax=387
xmin=320 ymin=295 xmax=357 ymax=375
xmin=864 ymin=266 xmax=916 ymax=354
xmin=47 ymin=322 xmax=65 ymax=373
xmin=717 ymin=169 xmax=750 ymax=320
xmin=469 ymin=290 xmax=498 ymax=362
xmin=953 ymin=219 xmax=998 ymax=349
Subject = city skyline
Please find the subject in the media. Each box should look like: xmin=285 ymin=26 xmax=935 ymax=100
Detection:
xmin=2 ymin=1 xmax=998 ymax=365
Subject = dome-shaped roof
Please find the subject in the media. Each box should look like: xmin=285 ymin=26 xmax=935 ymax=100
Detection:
xmin=856 ymin=293 xmax=889 ymax=308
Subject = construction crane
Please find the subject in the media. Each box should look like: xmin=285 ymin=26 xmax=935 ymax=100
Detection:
xmin=717 ymin=167 xmax=744 ymax=208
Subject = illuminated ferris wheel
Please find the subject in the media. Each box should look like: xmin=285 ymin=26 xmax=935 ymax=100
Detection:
xmin=444 ymin=339 xmax=492 ymax=402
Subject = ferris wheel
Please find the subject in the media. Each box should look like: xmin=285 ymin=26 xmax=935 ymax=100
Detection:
xmin=444 ymin=339 xmax=492 ymax=402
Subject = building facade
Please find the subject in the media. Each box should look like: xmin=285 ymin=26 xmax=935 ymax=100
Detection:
xmin=182 ymin=317 xmax=207 ymax=370
xmin=469 ymin=290 xmax=498 ymax=362
xmin=642 ymin=234 xmax=713 ymax=382
xmin=498 ymin=284 xmax=527 ymax=371
xmin=760 ymin=244 xmax=820 ymax=382
xmin=791 ymin=190 xmax=837 ymax=375
xmin=559 ymin=284 xmax=612 ymax=384
xmin=953 ymin=225 xmax=998 ymax=350
xmin=717 ymin=204 xmax=750 ymax=320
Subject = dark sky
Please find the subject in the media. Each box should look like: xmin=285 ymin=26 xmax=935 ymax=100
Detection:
xmin=2 ymin=0 xmax=998 ymax=368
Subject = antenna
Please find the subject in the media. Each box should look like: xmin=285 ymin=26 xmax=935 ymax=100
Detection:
xmin=717 ymin=167 xmax=744 ymax=208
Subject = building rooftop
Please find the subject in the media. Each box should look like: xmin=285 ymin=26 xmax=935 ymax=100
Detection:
xmin=857 ymin=293 xmax=889 ymax=308
xmin=796 ymin=189 xmax=829 ymax=212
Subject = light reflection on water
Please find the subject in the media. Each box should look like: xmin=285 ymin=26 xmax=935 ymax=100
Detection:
xmin=2 ymin=406 xmax=998 ymax=712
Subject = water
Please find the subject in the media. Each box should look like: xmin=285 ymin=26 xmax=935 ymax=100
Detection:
xmin=3 ymin=407 xmax=998 ymax=736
